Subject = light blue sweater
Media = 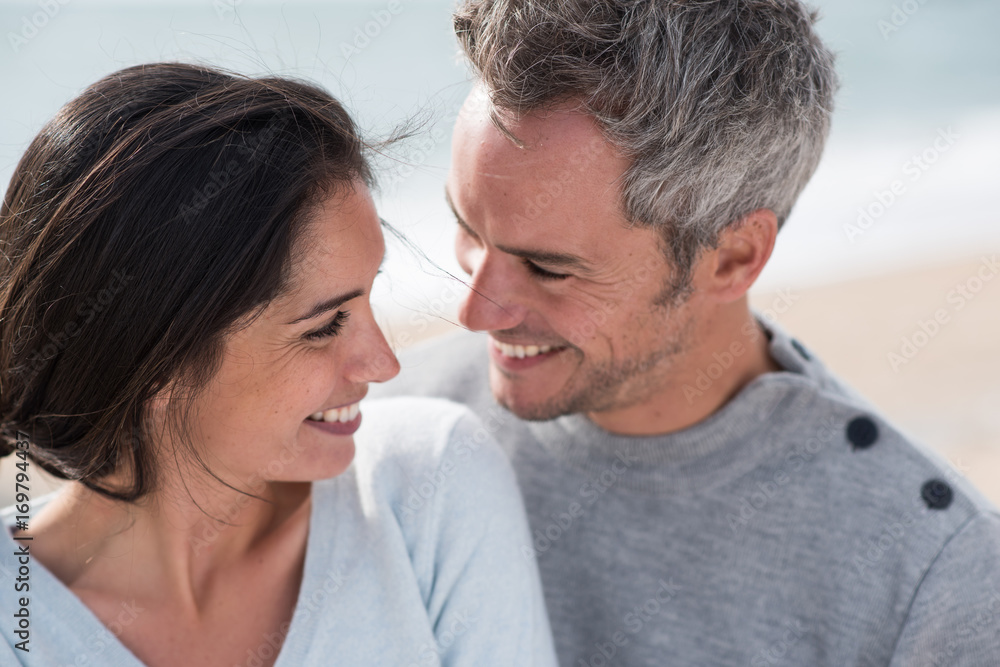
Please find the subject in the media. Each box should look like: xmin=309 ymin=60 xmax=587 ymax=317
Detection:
xmin=0 ymin=398 xmax=557 ymax=666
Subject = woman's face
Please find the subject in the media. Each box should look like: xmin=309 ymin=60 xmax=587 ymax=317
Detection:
xmin=174 ymin=184 xmax=399 ymax=487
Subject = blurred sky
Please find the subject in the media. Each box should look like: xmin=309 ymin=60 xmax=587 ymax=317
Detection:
xmin=1 ymin=0 xmax=998 ymax=327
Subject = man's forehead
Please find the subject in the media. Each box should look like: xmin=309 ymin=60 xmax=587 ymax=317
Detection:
xmin=449 ymin=91 xmax=638 ymax=264
xmin=456 ymin=95 xmax=614 ymax=171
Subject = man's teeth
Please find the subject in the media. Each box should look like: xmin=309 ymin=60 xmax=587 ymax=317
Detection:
xmin=308 ymin=402 xmax=361 ymax=423
xmin=493 ymin=340 xmax=553 ymax=359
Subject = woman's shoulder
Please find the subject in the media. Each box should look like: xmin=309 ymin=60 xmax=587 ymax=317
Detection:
xmin=346 ymin=396 xmax=518 ymax=522
xmin=354 ymin=396 xmax=505 ymax=469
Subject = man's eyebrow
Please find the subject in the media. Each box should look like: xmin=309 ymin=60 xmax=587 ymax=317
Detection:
xmin=285 ymin=289 xmax=365 ymax=326
xmin=498 ymin=245 xmax=592 ymax=271
xmin=444 ymin=186 xmax=592 ymax=273
xmin=444 ymin=187 xmax=480 ymax=241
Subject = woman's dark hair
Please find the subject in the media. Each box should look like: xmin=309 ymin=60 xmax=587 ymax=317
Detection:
xmin=0 ymin=62 xmax=373 ymax=501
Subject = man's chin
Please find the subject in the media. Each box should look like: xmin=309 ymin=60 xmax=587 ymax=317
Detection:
xmin=490 ymin=382 xmax=571 ymax=422
xmin=487 ymin=358 xmax=584 ymax=421
xmin=497 ymin=397 xmax=566 ymax=422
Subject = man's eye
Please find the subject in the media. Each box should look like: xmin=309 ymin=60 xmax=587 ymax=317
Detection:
xmin=523 ymin=260 xmax=570 ymax=281
xmin=303 ymin=311 xmax=350 ymax=341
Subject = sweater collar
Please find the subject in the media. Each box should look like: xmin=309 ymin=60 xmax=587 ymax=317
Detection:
xmin=526 ymin=316 xmax=828 ymax=496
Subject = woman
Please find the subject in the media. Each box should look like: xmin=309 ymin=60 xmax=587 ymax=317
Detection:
xmin=0 ymin=63 xmax=556 ymax=666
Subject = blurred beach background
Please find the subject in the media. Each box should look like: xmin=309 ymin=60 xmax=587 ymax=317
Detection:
xmin=0 ymin=0 xmax=997 ymax=506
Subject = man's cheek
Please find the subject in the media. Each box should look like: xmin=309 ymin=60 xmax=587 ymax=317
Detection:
xmin=560 ymin=294 xmax=623 ymax=340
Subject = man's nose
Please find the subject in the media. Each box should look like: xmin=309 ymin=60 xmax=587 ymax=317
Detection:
xmin=457 ymin=251 xmax=527 ymax=332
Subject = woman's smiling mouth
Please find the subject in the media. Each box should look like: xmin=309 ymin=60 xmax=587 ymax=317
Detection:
xmin=307 ymin=401 xmax=361 ymax=423
xmin=305 ymin=400 xmax=363 ymax=435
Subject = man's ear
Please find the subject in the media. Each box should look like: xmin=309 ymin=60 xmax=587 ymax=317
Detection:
xmin=698 ymin=209 xmax=778 ymax=302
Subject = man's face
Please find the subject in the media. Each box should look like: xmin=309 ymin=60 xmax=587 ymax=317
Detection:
xmin=446 ymin=92 xmax=698 ymax=423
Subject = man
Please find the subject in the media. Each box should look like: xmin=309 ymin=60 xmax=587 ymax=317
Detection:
xmin=372 ymin=1 xmax=1000 ymax=664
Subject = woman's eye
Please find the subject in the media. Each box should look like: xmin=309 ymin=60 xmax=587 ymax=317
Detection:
xmin=303 ymin=311 xmax=350 ymax=341
xmin=523 ymin=260 xmax=570 ymax=281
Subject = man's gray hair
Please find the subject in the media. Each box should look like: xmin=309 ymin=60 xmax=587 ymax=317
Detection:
xmin=454 ymin=0 xmax=838 ymax=294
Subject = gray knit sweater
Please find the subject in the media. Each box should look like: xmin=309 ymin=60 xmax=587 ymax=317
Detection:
xmin=371 ymin=318 xmax=1000 ymax=666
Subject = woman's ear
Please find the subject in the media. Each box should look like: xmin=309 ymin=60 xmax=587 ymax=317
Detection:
xmin=696 ymin=208 xmax=778 ymax=303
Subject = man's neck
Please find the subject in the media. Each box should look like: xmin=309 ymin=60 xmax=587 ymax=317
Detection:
xmin=586 ymin=306 xmax=780 ymax=436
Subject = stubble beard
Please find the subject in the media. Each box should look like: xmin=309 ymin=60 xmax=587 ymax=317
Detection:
xmin=491 ymin=302 xmax=695 ymax=422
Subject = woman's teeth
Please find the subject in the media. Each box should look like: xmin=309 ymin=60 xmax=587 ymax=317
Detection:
xmin=492 ymin=340 xmax=553 ymax=359
xmin=308 ymin=402 xmax=361 ymax=423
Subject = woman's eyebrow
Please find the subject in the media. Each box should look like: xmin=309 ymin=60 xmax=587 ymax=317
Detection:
xmin=285 ymin=288 xmax=364 ymax=325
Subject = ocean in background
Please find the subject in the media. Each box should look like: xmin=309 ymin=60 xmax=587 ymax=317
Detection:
xmin=2 ymin=0 xmax=998 ymax=327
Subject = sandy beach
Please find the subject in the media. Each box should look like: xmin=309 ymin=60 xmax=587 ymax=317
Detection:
xmin=3 ymin=254 xmax=997 ymax=508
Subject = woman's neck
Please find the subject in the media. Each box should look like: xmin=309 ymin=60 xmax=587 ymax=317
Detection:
xmin=25 ymin=478 xmax=312 ymax=612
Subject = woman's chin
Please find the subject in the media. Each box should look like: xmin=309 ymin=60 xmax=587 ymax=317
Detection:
xmin=297 ymin=432 xmax=357 ymax=481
